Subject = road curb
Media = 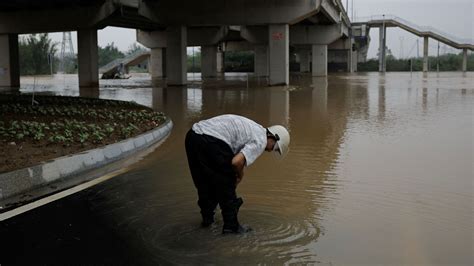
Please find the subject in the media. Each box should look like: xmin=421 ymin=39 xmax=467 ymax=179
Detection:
xmin=0 ymin=118 xmax=173 ymax=203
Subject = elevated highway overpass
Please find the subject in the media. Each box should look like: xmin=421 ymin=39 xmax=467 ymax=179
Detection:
xmin=0 ymin=0 xmax=351 ymax=88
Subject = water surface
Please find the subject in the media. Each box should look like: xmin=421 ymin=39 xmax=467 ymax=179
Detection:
xmin=2 ymin=72 xmax=473 ymax=265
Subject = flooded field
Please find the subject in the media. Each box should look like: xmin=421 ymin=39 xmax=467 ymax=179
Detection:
xmin=1 ymin=72 xmax=473 ymax=264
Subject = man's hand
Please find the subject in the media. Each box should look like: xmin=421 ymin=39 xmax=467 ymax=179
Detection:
xmin=232 ymin=153 xmax=246 ymax=185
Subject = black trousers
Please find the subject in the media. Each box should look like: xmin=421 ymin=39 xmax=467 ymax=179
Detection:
xmin=185 ymin=129 xmax=241 ymax=225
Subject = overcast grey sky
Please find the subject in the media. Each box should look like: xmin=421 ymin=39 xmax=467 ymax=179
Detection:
xmin=48 ymin=0 xmax=473 ymax=59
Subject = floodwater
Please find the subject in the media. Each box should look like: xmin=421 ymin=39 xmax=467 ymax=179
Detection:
xmin=1 ymin=72 xmax=473 ymax=265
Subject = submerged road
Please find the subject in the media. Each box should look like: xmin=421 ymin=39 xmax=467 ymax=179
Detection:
xmin=1 ymin=72 xmax=473 ymax=264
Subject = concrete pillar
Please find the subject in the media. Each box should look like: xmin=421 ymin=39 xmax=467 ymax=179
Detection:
xmin=423 ymin=36 xmax=429 ymax=72
xmin=378 ymin=26 xmax=386 ymax=72
xmin=79 ymin=87 xmax=99 ymax=98
xmin=299 ymin=49 xmax=310 ymax=73
xmin=166 ymin=26 xmax=187 ymax=86
xmin=162 ymin=48 xmax=167 ymax=78
xmin=254 ymin=45 xmax=269 ymax=77
xmin=217 ymin=51 xmax=224 ymax=73
xmin=462 ymin=49 xmax=467 ymax=72
xmin=201 ymin=45 xmax=218 ymax=78
xmin=0 ymin=34 xmax=20 ymax=87
xmin=78 ymin=29 xmax=99 ymax=87
xmin=150 ymin=48 xmax=163 ymax=79
xmin=351 ymin=49 xmax=358 ymax=72
xmin=347 ymin=50 xmax=352 ymax=72
xmin=312 ymin=44 xmax=327 ymax=77
xmin=268 ymin=24 xmax=289 ymax=85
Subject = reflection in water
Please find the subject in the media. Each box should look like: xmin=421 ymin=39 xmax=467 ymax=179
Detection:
xmin=186 ymin=87 xmax=203 ymax=115
xmin=79 ymin=86 xmax=99 ymax=98
xmin=6 ymin=72 xmax=474 ymax=264
xmin=378 ymin=75 xmax=386 ymax=121
xmin=145 ymin=81 xmax=337 ymax=263
xmin=422 ymin=87 xmax=428 ymax=112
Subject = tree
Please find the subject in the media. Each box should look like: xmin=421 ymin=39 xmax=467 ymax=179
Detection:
xmin=19 ymin=34 xmax=57 ymax=75
xmin=187 ymin=50 xmax=201 ymax=72
xmin=224 ymin=51 xmax=254 ymax=72
xmin=358 ymin=52 xmax=473 ymax=72
xmin=125 ymin=43 xmax=148 ymax=56
xmin=98 ymin=42 xmax=124 ymax=67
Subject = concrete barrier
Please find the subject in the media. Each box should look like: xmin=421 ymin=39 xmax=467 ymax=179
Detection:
xmin=0 ymin=119 xmax=173 ymax=206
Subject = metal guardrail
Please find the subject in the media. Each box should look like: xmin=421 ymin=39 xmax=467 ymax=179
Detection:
xmin=353 ymin=15 xmax=473 ymax=46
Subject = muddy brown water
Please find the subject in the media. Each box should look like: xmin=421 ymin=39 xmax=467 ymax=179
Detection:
xmin=3 ymin=72 xmax=473 ymax=264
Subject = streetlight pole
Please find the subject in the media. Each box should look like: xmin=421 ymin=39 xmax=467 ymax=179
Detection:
xmin=416 ymin=39 xmax=419 ymax=58
xmin=382 ymin=14 xmax=386 ymax=72
xmin=437 ymin=41 xmax=440 ymax=72
xmin=351 ymin=0 xmax=354 ymax=21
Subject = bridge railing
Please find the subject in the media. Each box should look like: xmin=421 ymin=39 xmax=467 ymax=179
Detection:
xmin=353 ymin=15 xmax=473 ymax=46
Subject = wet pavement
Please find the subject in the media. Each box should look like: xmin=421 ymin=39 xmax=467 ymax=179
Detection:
xmin=1 ymin=72 xmax=473 ymax=264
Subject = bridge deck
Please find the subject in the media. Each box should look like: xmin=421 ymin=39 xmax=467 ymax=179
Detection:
xmin=352 ymin=15 xmax=473 ymax=50
xmin=99 ymin=51 xmax=150 ymax=77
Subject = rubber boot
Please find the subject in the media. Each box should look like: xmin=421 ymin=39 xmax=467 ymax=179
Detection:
xmin=222 ymin=198 xmax=252 ymax=234
xmin=198 ymin=199 xmax=217 ymax=227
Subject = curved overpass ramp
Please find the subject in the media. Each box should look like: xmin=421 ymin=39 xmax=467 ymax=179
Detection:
xmin=99 ymin=51 xmax=150 ymax=79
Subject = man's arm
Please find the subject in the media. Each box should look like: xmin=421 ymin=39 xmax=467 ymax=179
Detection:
xmin=232 ymin=152 xmax=246 ymax=185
